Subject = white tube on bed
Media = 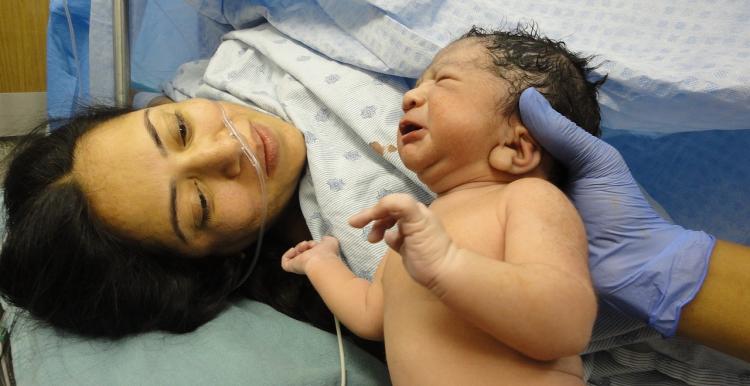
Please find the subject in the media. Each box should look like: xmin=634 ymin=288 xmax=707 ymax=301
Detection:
xmin=113 ymin=0 xmax=130 ymax=107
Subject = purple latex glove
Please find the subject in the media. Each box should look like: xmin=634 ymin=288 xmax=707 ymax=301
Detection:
xmin=519 ymin=88 xmax=715 ymax=336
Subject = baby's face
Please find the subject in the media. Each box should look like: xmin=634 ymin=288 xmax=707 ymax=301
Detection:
xmin=398 ymin=39 xmax=515 ymax=192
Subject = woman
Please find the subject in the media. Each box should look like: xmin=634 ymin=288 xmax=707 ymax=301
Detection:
xmin=0 ymin=100 xmax=334 ymax=338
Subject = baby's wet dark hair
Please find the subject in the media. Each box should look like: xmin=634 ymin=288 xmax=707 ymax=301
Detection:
xmin=461 ymin=24 xmax=606 ymax=185
xmin=462 ymin=24 xmax=606 ymax=136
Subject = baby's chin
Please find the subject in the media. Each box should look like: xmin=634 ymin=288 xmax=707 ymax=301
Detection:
xmin=399 ymin=154 xmax=436 ymax=187
xmin=397 ymin=149 xmax=423 ymax=175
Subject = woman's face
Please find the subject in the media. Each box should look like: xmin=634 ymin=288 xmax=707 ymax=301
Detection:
xmin=73 ymin=99 xmax=306 ymax=257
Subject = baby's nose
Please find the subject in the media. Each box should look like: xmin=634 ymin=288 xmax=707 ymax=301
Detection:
xmin=402 ymin=87 xmax=425 ymax=112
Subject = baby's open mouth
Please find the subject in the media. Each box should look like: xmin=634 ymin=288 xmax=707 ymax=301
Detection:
xmin=399 ymin=121 xmax=424 ymax=135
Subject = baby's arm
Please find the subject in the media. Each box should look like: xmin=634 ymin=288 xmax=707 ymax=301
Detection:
xmin=281 ymin=236 xmax=385 ymax=340
xmin=432 ymin=179 xmax=596 ymax=360
xmin=351 ymin=183 xmax=596 ymax=360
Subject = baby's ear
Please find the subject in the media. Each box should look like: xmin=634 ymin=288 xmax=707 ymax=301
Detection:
xmin=488 ymin=117 xmax=542 ymax=175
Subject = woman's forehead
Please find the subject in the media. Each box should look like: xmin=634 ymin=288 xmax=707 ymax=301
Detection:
xmin=73 ymin=109 xmax=177 ymax=247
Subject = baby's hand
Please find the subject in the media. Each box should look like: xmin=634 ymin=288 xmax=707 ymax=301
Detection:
xmin=281 ymin=236 xmax=341 ymax=275
xmin=349 ymin=193 xmax=454 ymax=288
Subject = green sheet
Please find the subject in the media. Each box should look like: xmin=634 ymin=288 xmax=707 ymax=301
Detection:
xmin=10 ymin=300 xmax=389 ymax=385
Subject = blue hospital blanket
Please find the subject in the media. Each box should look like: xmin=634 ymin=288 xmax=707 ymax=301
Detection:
xmin=183 ymin=0 xmax=750 ymax=133
xmin=163 ymin=23 xmax=750 ymax=386
xmin=82 ymin=0 xmax=750 ymax=132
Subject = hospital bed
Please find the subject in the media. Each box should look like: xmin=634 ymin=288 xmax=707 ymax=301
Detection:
xmin=2 ymin=0 xmax=750 ymax=385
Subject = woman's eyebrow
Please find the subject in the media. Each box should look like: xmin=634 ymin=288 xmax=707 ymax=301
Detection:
xmin=145 ymin=109 xmax=185 ymax=244
xmin=144 ymin=109 xmax=167 ymax=157
xmin=170 ymin=180 xmax=188 ymax=244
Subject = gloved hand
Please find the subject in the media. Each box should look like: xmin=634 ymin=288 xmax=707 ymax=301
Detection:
xmin=518 ymin=88 xmax=716 ymax=336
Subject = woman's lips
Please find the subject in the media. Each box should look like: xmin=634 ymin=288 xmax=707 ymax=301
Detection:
xmin=250 ymin=122 xmax=278 ymax=176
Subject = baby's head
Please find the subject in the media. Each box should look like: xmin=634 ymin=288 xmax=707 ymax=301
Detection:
xmin=399 ymin=24 xmax=605 ymax=192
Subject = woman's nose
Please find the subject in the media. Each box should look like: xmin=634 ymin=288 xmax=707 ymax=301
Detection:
xmin=402 ymin=86 xmax=426 ymax=112
xmin=187 ymin=133 xmax=242 ymax=178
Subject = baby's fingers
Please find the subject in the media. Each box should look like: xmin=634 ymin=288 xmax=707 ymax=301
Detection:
xmin=366 ymin=217 xmax=398 ymax=243
xmin=349 ymin=193 xmax=422 ymax=228
xmin=280 ymin=248 xmax=298 ymax=272
xmin=281 ymin=241 xmax=316 ymax=264
xmin=294 ymin=240 xmax=318 ymax=253
xmin=349 ymin=206 xmax=383 ymax=228
xmin=317 ymin=235 xmax=341 ymax=251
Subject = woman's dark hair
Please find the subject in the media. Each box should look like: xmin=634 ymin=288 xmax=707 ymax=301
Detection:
xmin=0 ymin=107 xmax=331 ymax=339
xmin=462 ymin=24 xmax=607 ymax=186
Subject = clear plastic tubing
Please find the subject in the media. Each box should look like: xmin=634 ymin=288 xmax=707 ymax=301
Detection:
xmin=217 ymin=102 xmax=268 ymax=289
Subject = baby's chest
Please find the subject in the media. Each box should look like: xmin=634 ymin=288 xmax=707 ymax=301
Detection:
xmin=382 ymin=202 xmax=506 ymax=303
xmin=433 ymin=201 xmax=506 ymax=259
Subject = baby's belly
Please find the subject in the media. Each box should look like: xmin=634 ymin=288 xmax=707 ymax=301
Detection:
xmin=383 ymin=295 xmax=584 ymax=386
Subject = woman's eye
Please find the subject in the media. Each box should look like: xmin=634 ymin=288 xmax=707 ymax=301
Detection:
xmin=175 ymin=113 xmax=189 ymax=146
xmin=193 ymin=181 xmax=210 ymax=229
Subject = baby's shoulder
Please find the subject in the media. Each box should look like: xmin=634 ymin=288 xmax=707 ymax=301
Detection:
xmin=504 ymin=177 xmax=565 ymax=197
xmin=501 ymin=178 xmax=573 ymax=213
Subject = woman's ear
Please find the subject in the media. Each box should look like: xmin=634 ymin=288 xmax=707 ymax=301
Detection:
xmin=488 ymin=119 xmax=542 ymax=175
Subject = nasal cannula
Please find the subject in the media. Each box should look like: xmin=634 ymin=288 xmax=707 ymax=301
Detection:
xmin=219 ymin=103 xmax=348 ymax=385
xmin=217 ymin=102 xmax=268 ymax=290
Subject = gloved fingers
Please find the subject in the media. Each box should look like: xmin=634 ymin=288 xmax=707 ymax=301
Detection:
xmin=519 ymin=88 xmax=630 ymax=179
xmin=519 ymin=87 xmax=598 ymax=167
